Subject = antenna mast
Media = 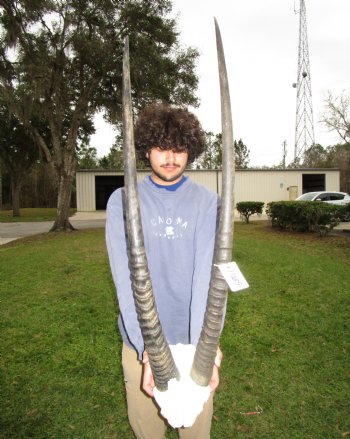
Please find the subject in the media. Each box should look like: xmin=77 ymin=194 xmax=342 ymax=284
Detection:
xmin=292 ymin=0 xmax=315 ymax=161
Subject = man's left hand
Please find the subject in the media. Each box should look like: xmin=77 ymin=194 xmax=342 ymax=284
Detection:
xmin=209 ymin=346 xmax=223 ymax=392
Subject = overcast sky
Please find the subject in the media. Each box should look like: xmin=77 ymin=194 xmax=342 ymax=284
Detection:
xmin=91 ymin=0 xmax=350 ymax=167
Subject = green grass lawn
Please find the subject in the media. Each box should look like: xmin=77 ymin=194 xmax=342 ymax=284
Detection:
xmin=0 ymin=208 xmax=77 ymax=222
xmin=0 ymin=223 xmax=349 ymax=438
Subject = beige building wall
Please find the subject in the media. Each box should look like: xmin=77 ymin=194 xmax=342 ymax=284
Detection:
xmin=76 ymin=169 xmax=340 ymax=212
xmin=76 ymin=170 xmax=124 ymax=211
xmin=76 ymin=171 xmax=95 ymax=211
xmin=235 ymin=169 xmax=340 ymax=204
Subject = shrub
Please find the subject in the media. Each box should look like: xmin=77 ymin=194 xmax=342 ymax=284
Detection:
xmin=266 ymin=201 xmax=344 ymax=235
xmin=340 ymin=202 xmax=350 ymax=221
xmin=236 ymin=201 xmax=265 ymax=223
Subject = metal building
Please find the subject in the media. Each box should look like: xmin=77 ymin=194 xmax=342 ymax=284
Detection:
xmin=76 ymin=168 xmax=340 ymax=212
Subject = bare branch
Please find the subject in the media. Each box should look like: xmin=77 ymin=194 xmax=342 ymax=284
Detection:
xmin=321 ymin=90 xmax=350 ymax=144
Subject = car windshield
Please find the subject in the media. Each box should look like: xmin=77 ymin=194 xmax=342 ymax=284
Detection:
xmin=297 ymin=192 xmax=319 ymax=201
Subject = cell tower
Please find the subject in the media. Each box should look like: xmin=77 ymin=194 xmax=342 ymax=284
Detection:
xmin=292 ymin=0 xmax=315 ymax=160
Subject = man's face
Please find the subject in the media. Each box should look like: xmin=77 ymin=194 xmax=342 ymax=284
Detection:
xmin=148 ymin=147 xmax=188 ymax=186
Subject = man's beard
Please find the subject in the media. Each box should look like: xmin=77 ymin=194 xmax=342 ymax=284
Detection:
xmin=151 ymin=164 xmax=184 ymax=183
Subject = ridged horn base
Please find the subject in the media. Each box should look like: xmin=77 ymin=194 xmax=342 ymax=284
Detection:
xmin=190 ymin=266 xmax=228 ymax=386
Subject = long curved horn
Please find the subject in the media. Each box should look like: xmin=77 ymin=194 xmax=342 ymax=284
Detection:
xmin=122 ymin=37 xmax=179 ymax=391
xmin=190 ymin=19 xmax=235 ymax=386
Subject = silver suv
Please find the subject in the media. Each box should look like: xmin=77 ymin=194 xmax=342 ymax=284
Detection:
xmin=296 ymin=191 xmax=348 ymax=202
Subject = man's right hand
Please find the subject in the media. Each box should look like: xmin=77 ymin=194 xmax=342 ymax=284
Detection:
xmin=142 ymin=351 xmax=155 ymax=397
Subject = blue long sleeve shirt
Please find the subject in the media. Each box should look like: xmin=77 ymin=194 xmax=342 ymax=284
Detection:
xmin=106 ymin=176 xmax=220 ymax=359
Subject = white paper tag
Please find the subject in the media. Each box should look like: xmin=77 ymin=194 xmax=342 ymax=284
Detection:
xmin=215 ymin=261 xmax=249 ymax=292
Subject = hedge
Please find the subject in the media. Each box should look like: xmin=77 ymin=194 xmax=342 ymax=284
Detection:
xmin=342 ymin=202 xmax=350 ymax=221
xmin=265 ymin=201 xmax=345 ymax=235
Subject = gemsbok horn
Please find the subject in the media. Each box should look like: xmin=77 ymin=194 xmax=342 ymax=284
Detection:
xmin=190 ymin=18 xmax=235 ymax=386
xmin=122 ymin=36 xmax=179 ymax=391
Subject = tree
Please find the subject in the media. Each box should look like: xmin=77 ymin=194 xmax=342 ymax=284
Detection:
xmin=0 ymin=161 xmax=2 ymax=209
xmin=236 ymin=201 xmax=264 ymax=224
xmin=99 ymin=131 xmax=148 ymax=169
xmin=76 ymin=145 xmax=98 ymax=170
xmin=193 ymin=132 xmax=222 ymax=169
xmin=0 ymin=106 xmax=39 ymax=216
xmin=326 ymin=143 xmax=350 ymax=194
xmin=301 ymin=144 xmax=331 ymax=168
xmin=0 ymin=1 xmax=199 ymax=230
xmin=193 ymin=133 xmax=250 ymax=169
xmin=321 ymin=91 xmax=350 ymax=193
xmin=321 ymin=90 xmax=350 ymax=144
xmin=99 ymin=144 xmax=123 ymax=170
xmin=99 ymin=131 xmax=127 ymax=169
xmin=234 ymin=138 xmax=250 ymax=169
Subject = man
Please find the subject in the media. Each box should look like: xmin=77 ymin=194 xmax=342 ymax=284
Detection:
xmin=106 ymin=102 xmax=223 ymax=439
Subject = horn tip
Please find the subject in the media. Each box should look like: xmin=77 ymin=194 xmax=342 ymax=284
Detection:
xmin=214 ymin=17 xmax=221 ymax=39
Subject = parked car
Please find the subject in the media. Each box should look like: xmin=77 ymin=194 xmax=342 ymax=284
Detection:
xmin=296 ymin=191 xmax=350 ymax=221
xmin=296 ymin=191 xmax=349 ymax=202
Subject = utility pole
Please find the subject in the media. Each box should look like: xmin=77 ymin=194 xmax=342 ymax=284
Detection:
xmin=292 ymin=0 xmax=315 ymax=161
xmin=282 ymin=140 xmax=287 ymax=168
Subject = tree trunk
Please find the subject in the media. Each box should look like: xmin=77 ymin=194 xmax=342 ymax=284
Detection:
xmin=50 ymin=154 xmax=75 ymax=232
xmin=0 ymin=167 xmax=2 ymax=210
xmin=11 ymin=175 xmax=21 ymax=217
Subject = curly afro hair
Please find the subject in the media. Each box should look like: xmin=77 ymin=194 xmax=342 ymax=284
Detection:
xmin=134 ymin=102 xmax=204 ymax=165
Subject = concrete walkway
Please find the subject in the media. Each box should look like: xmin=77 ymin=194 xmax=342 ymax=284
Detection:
xmin=0 ymin=211 xmax=106 ymax=245
xmin=1 ymin=211 xmax=349 ymax=246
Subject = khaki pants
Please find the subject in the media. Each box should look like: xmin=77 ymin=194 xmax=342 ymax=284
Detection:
xmin=122 ymin=343 xmax=214 ymax=439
